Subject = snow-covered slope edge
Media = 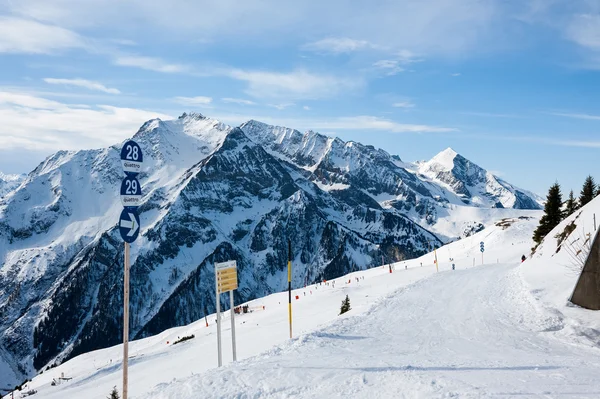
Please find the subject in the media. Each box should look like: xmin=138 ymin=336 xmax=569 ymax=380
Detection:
xmin=521 ymin=195 xmax=600 ymax=348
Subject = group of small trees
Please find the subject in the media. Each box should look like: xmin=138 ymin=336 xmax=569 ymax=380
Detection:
xmin=533 ymin=175 xmax=599 ymax=244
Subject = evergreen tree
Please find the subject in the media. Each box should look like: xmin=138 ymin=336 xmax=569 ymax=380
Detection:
xmin=564 ymin=190 xmax=578 ymax=217
xmin=580 ymin=175 xmax=596 ymax=208
xmin=339 ymin=295 xmax=351 ymax=315
xmin=533 ymin=182 xmax=563 ymax=244
xmin=108 ymin=386 xmax=120 ymax=399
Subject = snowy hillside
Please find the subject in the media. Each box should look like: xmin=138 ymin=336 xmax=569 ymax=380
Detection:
xmin=521 ymin=195 xmax=600 ymax=348
xmin=10 ymin=215 xmax=585 ymax=398
xmin=0 ymin=172 xmax=25 ymax=199
xmin=0 ymin=113 xmax=543 ymax=390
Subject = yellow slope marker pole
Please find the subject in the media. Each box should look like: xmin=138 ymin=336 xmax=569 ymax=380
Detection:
xmin=288 ymin=239 xmax=292 ymax=339
xmin=434 ymin=246 xmax=439 ymax=273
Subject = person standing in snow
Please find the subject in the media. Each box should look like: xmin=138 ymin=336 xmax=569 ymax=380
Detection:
xmin=521 ymin=255 xmax=526 ymax=262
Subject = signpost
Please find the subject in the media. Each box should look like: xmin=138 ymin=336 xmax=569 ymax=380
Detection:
xmin=215 ymin=260 xmax=238 ymax=367
xmin=480 ymin=241 xmax=485 ymax=265
xmin=288 ymin=240 xmax=293 ymax=339
xmin=119 ymin=140 xmax=143 ymax=399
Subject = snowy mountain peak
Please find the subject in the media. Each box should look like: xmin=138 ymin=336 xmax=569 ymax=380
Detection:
xmin=417 ymin=148 xmax=541 ymax=209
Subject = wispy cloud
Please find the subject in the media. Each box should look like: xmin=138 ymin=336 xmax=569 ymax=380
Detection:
xmin=392 ymin=101 xmax=415 ymax=109
xmin=221 ymin=97 xmax=256 ymax=106
xmin=462 ymin=111 xmax=520 ymax=118
xmin=226 ymin=68 xmax=363 ymax=100
xmin=172 ymin=96 xmax=213 ymax=106
xmin=0 ymin=16 xmax=84 ymax=54
xmin=302 ymin=37 xmax=379 ymax=54
xmin=451 ymin=73 xmax=461 ymax=77
xmin=312 ymin=116 xmax=455 ymax=133
xmin=43 ymin=78 xmax=121 ymax=94
xmin=0 ymin=90 xmax=172 ymax=151
xmin=549 ymin=112 xmax=600 ymax=121
xmin=566 ymin=14 xmax=600 ymax=51
xmin=373 ymin=50 xmax=421 ymax=76
xmin=6 ymin=0 xmax=498 ymax=56
xmin=113 ymin=55 xmax=190 ymax=73
xmin=269 ymin=103 xmax=295 ymax=110
xmin=373 ymin=60 xmax=405 ymax=76
xmin=303 ymin=106 xmax=311 ymax=111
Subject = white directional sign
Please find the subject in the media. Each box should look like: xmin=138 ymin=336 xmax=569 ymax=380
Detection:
xmin=119 ymin=209 xmax=140 ymax=243
xmin=120 ymin=176 xmax=142 ymax=208
xmin=120 ymin=140 xmax=144 ymax=175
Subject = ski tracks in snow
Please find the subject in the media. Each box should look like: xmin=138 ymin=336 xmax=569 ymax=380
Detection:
xmin=145 ymin=264 xmax=600 ymax=398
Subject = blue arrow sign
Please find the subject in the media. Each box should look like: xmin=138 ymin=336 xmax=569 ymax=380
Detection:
xmin=120 ymin=176 xmax=142 ymax=208
xmin=119 ymin=208 xmax=140 ymax=243
xmin=121 ymin=140 xmax=144 ymax=175
xmin=480 ymin=248 xmax=485 ymax=253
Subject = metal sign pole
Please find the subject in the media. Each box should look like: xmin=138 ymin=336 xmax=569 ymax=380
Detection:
xmin=216 ymin=269 xmax=222 ymax=367
xmin=123 ymin=242 xmax=130 ymax=399
xmin=230 ymin=291 xmax=237 ymax=361
xmin=288 ymin=240 xmax=292 ymax=339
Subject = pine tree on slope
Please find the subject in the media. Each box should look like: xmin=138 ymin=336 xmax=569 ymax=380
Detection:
xmin=564 ymin=190 xmax=578 ymax=217
xmin=108 ymin=386 xmax=120 ymax=399
xmin=533 ymin=182 xmax=563 ymax=244
xmin=580 ymin=175 xmax=596 ymax=208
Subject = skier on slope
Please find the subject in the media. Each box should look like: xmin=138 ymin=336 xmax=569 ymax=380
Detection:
xmin=521 ymin=255 xmax=526 ymax=262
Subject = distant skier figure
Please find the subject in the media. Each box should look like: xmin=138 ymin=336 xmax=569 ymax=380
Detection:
xmin=521 ymin=255 xmax=526 ymax=263
xmin=452 ymin=263 xmax=455 ymax=270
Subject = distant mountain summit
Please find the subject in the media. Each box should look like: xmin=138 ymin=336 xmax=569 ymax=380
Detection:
xmin=415 ymin=147 xmax=542 ymax=210
xmin=0 ymin=113 xmax=541 ymax=387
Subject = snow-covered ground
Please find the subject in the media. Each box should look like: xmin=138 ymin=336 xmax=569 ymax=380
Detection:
xmin=7 ymin=210 xmax=600 ymax=398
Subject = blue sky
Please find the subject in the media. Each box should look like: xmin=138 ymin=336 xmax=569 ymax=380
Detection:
xmin=0 ymin=0 xmax=599 ymax=195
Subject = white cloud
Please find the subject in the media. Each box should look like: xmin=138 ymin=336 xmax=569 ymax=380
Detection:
xmin=310 ymin=116 xmax=456 ymax=133
xmin=549 ymin=112 xmax=600 ymax=121
xmin=221 ymin=97 xmax=256 ymax=106
xmin=6 ymin=0 xmax=498 ymax=56
xmin=392 ymin=102 xmax=415 ymax=109
xmin=0 ymin=16 xmax=84 ymax=54
xmin=302 ymin=37 xmax=378 ymax=54
xmin=0 ymin=90 xmax=172 ymax=151
xmin=172 ymin=96 xmax=213 ymax=106
xmin=226 ymin=68 xmax=362 ymax=100
xmin=567 ymin=14 xmax=600 ymax=51
xmin=451 ymin=73 xmax=462 ymax=77
xmin=113 ymin=55 xmax=190 ymax=73
xmin=269 ymin=103 xmax=295 ymax=110
xmin=303 ymin=106 xmax=310 ymax=111
xmin=373 ymin=60 xmax=405 ymax=76
xmin=43 ymin=78 xmax=121 ymax=94
xmin=462 ymin=111 xmax=519 ymax=118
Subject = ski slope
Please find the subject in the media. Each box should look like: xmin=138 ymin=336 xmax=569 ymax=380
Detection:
xmin=7 ymin=214 xmax=600 ymax=398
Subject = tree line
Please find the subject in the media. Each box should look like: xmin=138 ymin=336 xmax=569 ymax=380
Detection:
xmin=533 ymin=175 xmax=598 ymax=244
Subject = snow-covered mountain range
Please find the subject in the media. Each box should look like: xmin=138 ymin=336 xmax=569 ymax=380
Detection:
xmin=0 ymin=112 xmax=542 ymax=386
